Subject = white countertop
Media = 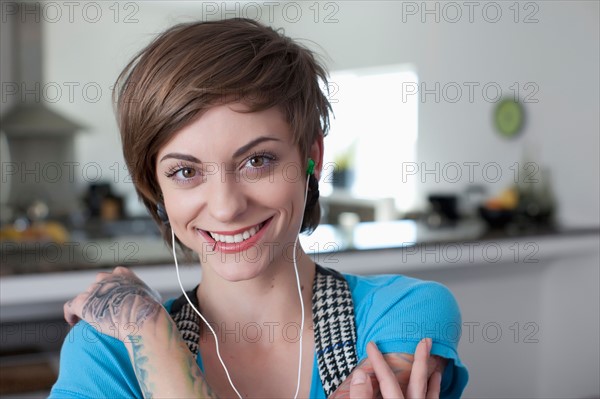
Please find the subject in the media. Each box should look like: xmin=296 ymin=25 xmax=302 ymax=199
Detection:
xmin=2 ymin=232 xmax=598 ymax=322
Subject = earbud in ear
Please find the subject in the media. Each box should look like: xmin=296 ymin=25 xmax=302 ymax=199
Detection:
xmin=306 ymin=158 xmax=315 ymax=175
xmin=156 ymin=202 xmax=170 ymax=226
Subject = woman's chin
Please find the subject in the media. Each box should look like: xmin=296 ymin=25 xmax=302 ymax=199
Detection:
xmin=205 ymin=259 xmax=270 ymax=283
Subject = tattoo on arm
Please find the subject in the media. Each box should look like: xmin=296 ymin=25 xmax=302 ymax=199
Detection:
xmin=130 ymin=336 xmax=156 ymax=399
xmin=128 ymin=320 xmax=219 ymax=399
xmin=82 ymin=275 xmax=162 ymax=329
xmin=184 ymin=344 xmax=218 ymax=398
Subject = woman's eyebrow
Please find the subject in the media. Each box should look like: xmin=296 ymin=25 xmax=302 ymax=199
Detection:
xmin=159 ymin=136 xmax=281 ymax=163
xmin=159 ymin=153 xmax=201 ymax=163
xmin=232 ymin=136 xmax=281 ymax=158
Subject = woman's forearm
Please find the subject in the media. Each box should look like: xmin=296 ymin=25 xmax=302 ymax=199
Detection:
xmin=124 ymin=308 xmax=218 ymax=399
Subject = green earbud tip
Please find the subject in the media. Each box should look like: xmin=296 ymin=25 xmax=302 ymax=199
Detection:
xmin=307 ymin=159 xmax=315 ymax=175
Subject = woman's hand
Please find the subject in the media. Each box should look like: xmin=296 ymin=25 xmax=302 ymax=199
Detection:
xmin=64 ymin=266 xmax=216 ymax=398
xmin=349 ymin=340 xmax=442 ymax=399
xmin=63 ymin=266 xmax=164 ymax=342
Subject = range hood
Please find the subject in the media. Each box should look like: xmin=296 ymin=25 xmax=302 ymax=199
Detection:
xmin=1 ymin=2 xmax=84 ymax=218
xmin=2 ymin=2 xmax=83 ymax=135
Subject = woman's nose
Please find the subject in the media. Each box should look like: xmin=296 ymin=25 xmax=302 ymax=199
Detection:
xmin=206 ymin=178 xmax=248 ymax=223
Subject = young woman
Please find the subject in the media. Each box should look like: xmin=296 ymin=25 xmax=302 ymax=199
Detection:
xmin=50 ymin=18 xmax=468 ymax=398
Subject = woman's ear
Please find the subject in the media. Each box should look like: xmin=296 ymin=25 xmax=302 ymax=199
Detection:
xmin=309 ymin=132 xmax=324 ymax=181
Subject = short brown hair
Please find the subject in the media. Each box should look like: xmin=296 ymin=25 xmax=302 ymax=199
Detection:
xmin=113 ymin=18 xmax=331 ymax=248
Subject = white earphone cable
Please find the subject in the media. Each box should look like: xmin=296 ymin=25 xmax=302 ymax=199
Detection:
xmin=292 ymin=175 xmax=309 ymax=398
xmin=172 ymin=230 xmax=244 ymax=399
xmin=171 ymin=173 xmax=310 ymax=399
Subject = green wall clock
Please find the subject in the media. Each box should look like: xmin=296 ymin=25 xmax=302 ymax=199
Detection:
xmin=494 ymin=98 xmax=525 ymax=138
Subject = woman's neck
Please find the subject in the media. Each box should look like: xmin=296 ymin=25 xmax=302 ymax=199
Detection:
xmin=196 ymin=249 xmax=316 ymax=328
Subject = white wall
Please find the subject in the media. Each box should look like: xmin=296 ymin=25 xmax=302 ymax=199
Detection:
xmin=404 ymin=234 xmax=600 ymax=398
xmin=37 ymin=1 xmax=598 ymax=225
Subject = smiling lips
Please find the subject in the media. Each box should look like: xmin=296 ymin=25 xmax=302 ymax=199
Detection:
xmin=197 ymin=217 xmax=273 ymax=253
xmin=210 ymin=224 xmax=262 ymax=243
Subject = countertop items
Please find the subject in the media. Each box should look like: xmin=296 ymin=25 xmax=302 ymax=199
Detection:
xmin=1 ymin=229 xmax=597 ymax=323
xmin=0 ymin=218 xmax=572 ymax=275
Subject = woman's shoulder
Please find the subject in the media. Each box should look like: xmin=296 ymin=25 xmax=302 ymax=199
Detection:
xmin=344 ymin=272 xmax=456 ymax=309
xmin=342 ymin=272 xmax=469 ymax=398
xmin=342 ymin=271 xmax=463 ymax=341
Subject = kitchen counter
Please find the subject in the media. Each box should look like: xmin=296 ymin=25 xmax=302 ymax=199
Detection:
xmin=0 ymin=218 xmax=573 ymax=276
xmin=1 ymin=220 xmax=597 ymax=322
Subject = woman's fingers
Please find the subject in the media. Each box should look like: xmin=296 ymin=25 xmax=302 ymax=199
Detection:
xmin=426 ymin=371 xmax=442 ymax=399
xmin=350 ymin=368 xmax=373 ymax=399
xmin=348 ymin=341 xmax=441 ymax=399
xmin=366 ymin=342 xmax=404 ymax=398
xmin=63 ymin=300 xmax=78 ymax=326
xmin=62 ymin=266 xmax=164 ymax=343
xmin=63 ymin=291 xmax=88 ymax=326
xmin=113 ymin=265 xmax=130 ymax=274
xmin=406 ymin=338 xmax=431 ymax=398
xmin=62 ymin=267 xmax=134 ymax=326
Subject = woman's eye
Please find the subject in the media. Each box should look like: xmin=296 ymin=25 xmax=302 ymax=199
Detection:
xmin=249 ymin=156 xmax=265 ymax=168
xmin=179 ymin=168 xmax=196 ymax=179
xmin=165 ymin=165 xmax=198 ymax=183
xmin=245 ymin=153 xmax=276 ymax=170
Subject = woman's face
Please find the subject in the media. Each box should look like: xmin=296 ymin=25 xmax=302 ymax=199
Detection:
xmin=156 ymin=103 xmax=320 ymax=282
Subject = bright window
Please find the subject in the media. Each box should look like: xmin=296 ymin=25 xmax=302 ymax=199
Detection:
xmin=322 ymin=65 xmax=419 ymax=213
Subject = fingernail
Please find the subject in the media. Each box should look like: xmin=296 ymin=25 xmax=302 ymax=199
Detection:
xmin=422 ymin=337 xmax=432 ymax=351
xmin=367 ymin=341 xmax=379 ymax=353
xmin=352 ymin=369 xmax=368 ymax=385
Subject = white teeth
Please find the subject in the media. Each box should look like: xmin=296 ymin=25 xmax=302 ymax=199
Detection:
xmin=208 ymin=222 xmax=264 ymax=243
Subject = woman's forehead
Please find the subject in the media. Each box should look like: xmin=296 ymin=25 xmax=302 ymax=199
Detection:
xmin=157 ymin=104 xmax=293 ymax=159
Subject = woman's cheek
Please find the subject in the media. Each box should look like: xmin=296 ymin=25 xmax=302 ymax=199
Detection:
xmin=163 ymin=192 xmax=201 ymax=229
xmin=255 ymin=175 xmax=300 ymax=206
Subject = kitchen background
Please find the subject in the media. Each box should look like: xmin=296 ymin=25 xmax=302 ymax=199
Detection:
xmin=0 ymin=1 xmax=598 ymax=398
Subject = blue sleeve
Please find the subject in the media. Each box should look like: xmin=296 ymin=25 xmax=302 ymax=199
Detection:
xmin=49 ymin=320 xmax=143 ymax=399
xmin=346 ymin=274 xmax=469 ymax=399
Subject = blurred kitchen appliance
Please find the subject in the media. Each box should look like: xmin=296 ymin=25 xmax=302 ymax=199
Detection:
xmin=427 ymin=194 xmax=459 ymax=227
xmin=2 ymin=3 xmax=84 ymax=219
xmin=0 ymin=132 xmax=11 ymax=223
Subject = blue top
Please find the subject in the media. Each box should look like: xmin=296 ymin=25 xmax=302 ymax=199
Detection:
xmin=50 ymin=273 xmax=468 ymax=398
